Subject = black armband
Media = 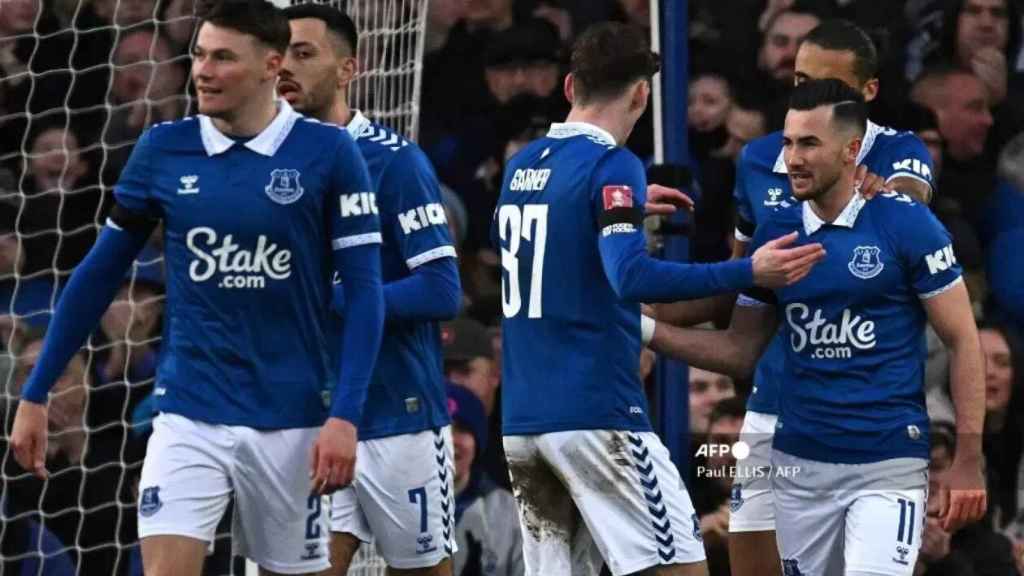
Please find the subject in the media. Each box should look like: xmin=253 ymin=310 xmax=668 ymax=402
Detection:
xmin=109 ymin=203 xmax=158 ymax=237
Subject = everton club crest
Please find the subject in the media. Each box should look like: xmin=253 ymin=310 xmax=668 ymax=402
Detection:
xmin=265 ymin=168 xmax=304 ymax=205
xmin=848 ymin=245 xmax=884 ymax=279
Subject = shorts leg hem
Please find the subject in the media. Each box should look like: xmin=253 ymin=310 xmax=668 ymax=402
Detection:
xmin=728 ymin=521 xmax=777 ymax=533
xmin=328 ymin=526 xmax=373 ymax=545
xmin=382 ymin=552 xmax=453 ymax=570
xmin=137 ymin=525 xmax=213 ymax=543
xmin=610 ymin=551 xmax=707 ymax=576
xmin=249 ymin=555 xmax=331 ymax=575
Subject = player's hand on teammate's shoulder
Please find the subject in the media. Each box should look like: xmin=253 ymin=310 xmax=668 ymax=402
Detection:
xmin=11 ymin=399 xmax=49 ymax=479
xmin=750 ymin=231 xmax=826 ymax=288
xmin=644 ymin=184 xmax=694 ymax=216
xmin=310 ymin=417 xmax=358 ymax=495
xmin=935 ymin=454 xmax=987 ymax=532
xmin=854 ymin=165 xmax=893 ymax=200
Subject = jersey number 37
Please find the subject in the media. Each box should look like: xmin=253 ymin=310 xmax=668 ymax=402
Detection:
xmin=498 ymin=204 xmax=548 ymax=319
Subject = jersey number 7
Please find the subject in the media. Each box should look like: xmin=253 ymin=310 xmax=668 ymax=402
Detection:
xmin=498 ymin=204 xmax=548 ymax=319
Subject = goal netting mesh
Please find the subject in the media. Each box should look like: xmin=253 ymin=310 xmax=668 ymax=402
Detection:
xmin=0 ymin=0 xmax=426 ymax=574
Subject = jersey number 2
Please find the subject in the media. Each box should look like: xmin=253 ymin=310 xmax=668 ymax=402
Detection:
xmin=498 ymin=204 xmax=548 ymax=319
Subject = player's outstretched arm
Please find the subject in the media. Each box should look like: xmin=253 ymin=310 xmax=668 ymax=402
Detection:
xmin=12 ymin=215 xmax=154 ymax=478
xmin=924 ymin=281 xmax=987 ymax=531
xmin=653 ymin=237 xmax=750 ymax=327
xmin=648 ymin=298 xmax=777 ymax=379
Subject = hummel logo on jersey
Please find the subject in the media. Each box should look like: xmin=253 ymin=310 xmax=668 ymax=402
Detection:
xmin=509 ymin=168 xmax=551 ymax=192
xmin=764 ymin=188 xmax=784 ymax=207
xmin=786 ymin=303 xmax=876 ymax=360
xmin=399 ymin=203 xmax=447 ymax=235
xmin=892 ymin=158 xmax=932 ymax=181
xmin=178 ymin=174 xmax=199 ymax=195
xmin=339 ymin=192 xmax=378 ymax=218
xmin=187 ymin=227 xmax=292 ymax=289
xmin=925 ymin=244 xmax=956 ymax=275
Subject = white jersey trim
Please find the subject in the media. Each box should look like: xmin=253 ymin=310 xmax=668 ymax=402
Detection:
xmin=406 ymin=245 xmax=457 ymax=269
xmin=734 ymin=227 xmax=752 ymax=243
xmin=105 ymin=217 xmax=124 ymax=231
xmin=199 ymin=99 xmax=300 ymax=157
xmin=919 ymin=275 xmax=963 ymax=300
xmin=332 ymin=232 xmax=383 ymax=250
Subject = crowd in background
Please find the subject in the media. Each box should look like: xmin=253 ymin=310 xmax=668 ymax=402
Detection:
xmin=1 ymin=0 xmax=1024 ymax=574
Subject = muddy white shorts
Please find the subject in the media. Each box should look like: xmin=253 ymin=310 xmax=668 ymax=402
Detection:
xmin=504 ymin=430 xmax=706 ymax=576
xmin=137 ymin=413 xmax=329 ymax=574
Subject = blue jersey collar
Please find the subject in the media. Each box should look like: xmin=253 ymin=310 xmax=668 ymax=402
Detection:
xmin=774 ymin=119 xmax=885 ymax=174
xmin=199 ymin=99 xmax=300 ymax=157
xmin=803 ymin=191 xmax=866 ymax=235
xmin=547 ymin=122 xmax=617 ymax=146
xmin=345 ymin=110 xmax=372 ymax=140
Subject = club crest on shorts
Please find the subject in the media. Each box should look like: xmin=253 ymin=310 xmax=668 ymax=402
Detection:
xmin=848 ymin=245 xmax=884 ymax=279
xmin=782 ymin=559 xmax=804 ymax=576
xmin=265 ymin=169 xmax=304 ymax=205
xmin=602 ymin=185 xmax=633 ymax=210
xmin=730 ymin=483 xmax=745 ymax=512
xmin=139 ymin=486 xmax=162 ymax=517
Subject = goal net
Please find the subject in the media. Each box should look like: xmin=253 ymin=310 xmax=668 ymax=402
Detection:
xmin=0 ymin=0 xmax=426 ymax=574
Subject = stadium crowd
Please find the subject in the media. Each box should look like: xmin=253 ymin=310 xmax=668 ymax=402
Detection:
xmin=1 ymin=0 xmax=1023 ymax=574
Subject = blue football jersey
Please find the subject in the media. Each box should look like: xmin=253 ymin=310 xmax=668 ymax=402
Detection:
xmin=745 ymin=192 xmax=960 ymax=464
xmin=495 ymin=123 xmax=653 ymax=434
xmin=331 ymin=112 xmax=455 ymax=440
xmin=113 ymin=102 xmax=380 ymax=429
xmin=734 ymin=120 xmax=934 ymax=415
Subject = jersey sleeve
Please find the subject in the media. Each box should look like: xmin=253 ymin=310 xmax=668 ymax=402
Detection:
xmin=330 ymin=131 xmax=382 ymax=250
xmin=898 ymin=202 xmax=962 ymax=299
xmin=878 ymin=133 xmax=935 ymax=191
xmin=379 ymin=146 xmax=457 ymax=269
xmin=113 ymin=129 xmax=161 ymax=218
xmin=733 ymin=144 xmax=757 ymax=243
xmin=590 ymin=147 xmax=647 ymax=236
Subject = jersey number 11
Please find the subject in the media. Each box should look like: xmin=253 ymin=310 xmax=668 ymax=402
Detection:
xmin=498 ymin=204 xmax=548 ymax=319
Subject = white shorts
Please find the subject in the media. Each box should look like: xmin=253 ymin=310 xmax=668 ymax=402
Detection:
xmin=728 ymin=410 xmax=777 ymax=533
xmin=772 ymin=450 xmax=928 ymax=576
xmin=504 ymin=430 xmax=706 ymax=576
xmin=137 ymin=413 xmax=329 ymax=574
xmin=329 ymin=427 xmax=455 ymax=569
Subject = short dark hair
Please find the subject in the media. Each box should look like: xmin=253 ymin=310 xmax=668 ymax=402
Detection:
xmin=197 ymin=0 xmax=290 ymax=54
xmin=708 ymin=396 xmax=746 ymax=429
xmin=570 ymin=22 xmax=660 ymax=105
xmin=802 ymin=19 xmax=878 ymax=84
xmin=282 ymin=3 xmax=358 ymax=56
xmin=789 ymin=78 xmax=867 ymax=137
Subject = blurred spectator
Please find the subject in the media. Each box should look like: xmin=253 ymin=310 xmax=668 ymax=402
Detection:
xmin=159 ymin=0 xmax=198 ymax=55
xmin=896 ymin=101 xmax=946 ymax=180
xmin=758 ymin=6 xmax=823 ymax=84
xmin=612 ymin=0 xmax=650 ymax=30
xmin=934 ymin=0 xmax=1022 ymax=108
xmin=443 ymin=316 xmax=509 ymax=490
xmin=911 ymin=67 xmax=996 ymax=223
xmin=688 ymin=70 xmax=733 ymax=158
xmin=18 ymin=122 xmax=103 ymax=280
xmin=90 ymin=0 xmax=158 ymax=28
xmin=693 ymin=396 xmax=744 ymax=576
xmin=688 ymin=366 xmax=735 ymax=435
xmin=449 ymin=383 xmax=523 ymax=576
xmin=978 ymin=321 xmax=1024 ymax=529
xmin=425 ymin=0 xmax=467 ymax=55
xmin=102 ymin=27 xmax=188 ymax=181
xmin=2 ymin=332 xmax=137 ymax=575
xmin=718 ymin=100 xmax=769 ymax=162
